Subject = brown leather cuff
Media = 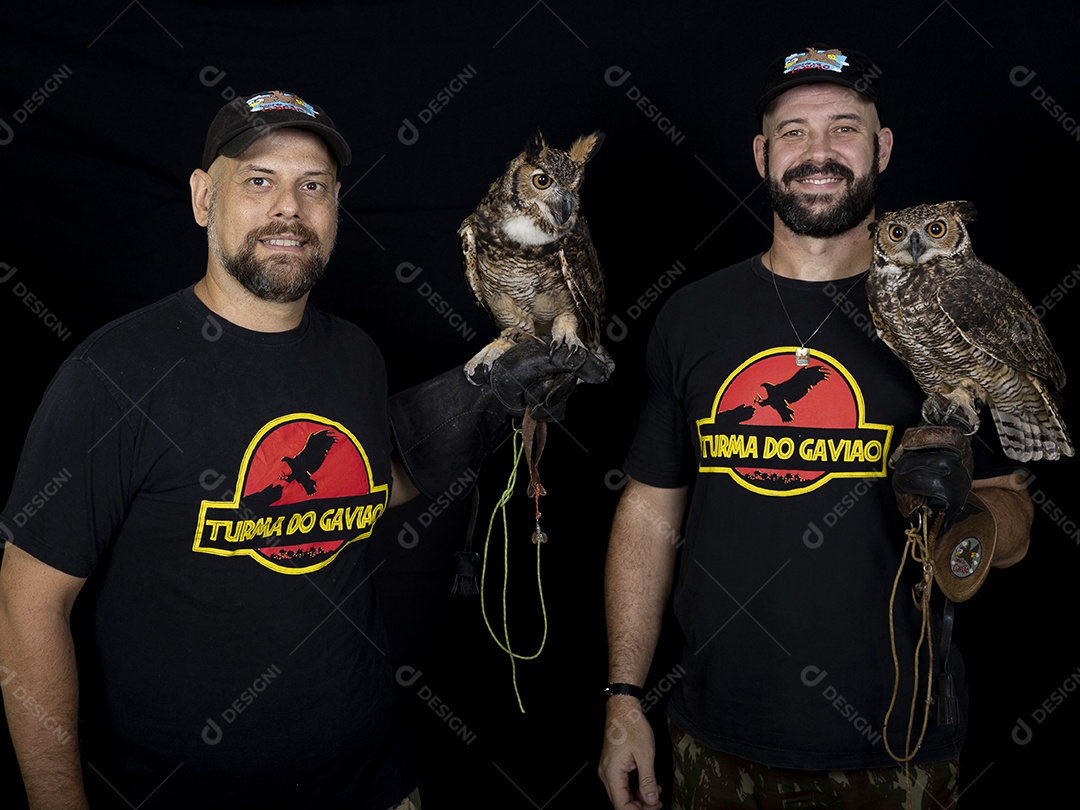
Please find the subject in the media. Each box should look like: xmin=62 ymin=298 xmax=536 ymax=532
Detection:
xmin=932 ymin=490 xmax=997 ymax=601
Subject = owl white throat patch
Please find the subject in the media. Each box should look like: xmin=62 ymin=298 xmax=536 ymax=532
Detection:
xmin=501 ymin=214 xmax=560 ymax=246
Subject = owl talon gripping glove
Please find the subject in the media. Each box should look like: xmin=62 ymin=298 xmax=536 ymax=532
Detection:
xmin=388 ymin=338 xmax=610 ymax=503
xmin=890 ymin=423 xmax=974 ymax=524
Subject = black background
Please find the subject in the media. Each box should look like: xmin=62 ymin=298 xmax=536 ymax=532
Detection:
xmin=2 ymin=1 xmax=1078 ymax=807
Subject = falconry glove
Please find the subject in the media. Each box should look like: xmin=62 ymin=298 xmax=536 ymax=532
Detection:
xmin=890 ymin=423 xmax=973 ymax=524
xmin=887 ymin=423 xmax=977 ymax=734
xmin=389 ymin=337 xmax=610 ymax=503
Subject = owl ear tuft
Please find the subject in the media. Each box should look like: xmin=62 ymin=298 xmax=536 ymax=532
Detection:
xmin=954 ymin=201 xmax=978 ymax=222
xmin=570 ymin=131 xmax=605 ymax=165
xmin=525 ymin=130 xmax=547 ymax=160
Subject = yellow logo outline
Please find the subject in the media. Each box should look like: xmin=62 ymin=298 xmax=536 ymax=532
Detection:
xmin=192 ymin=413 xmax=388 ymax=574
xmin=695 ymin=347 xmax=893 ymax=496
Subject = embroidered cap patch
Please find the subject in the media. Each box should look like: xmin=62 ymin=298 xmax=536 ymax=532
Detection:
xmin=783 ymin=47 xmax=849 ymax=75
xmin=245 ymin=91 xmax=318 ymax=118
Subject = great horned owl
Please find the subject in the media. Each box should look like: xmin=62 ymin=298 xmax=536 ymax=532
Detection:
xmin=459 ymin=130 xmax=613 ymax=377
xmin=866 ymin=200 xmax=1073 ymax=462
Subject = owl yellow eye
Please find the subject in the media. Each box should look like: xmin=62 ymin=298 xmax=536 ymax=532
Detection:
xmin=532 ymin=173 xmax=552 ymax=190
xmin=888 ymin=224 xmax=906 ymax=242
xmin=926 ymin=220 xmax=948 ymax=238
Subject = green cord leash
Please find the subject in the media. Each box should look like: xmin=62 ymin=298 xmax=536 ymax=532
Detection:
xmin=479 ymin=427 xmax=549 ymax=712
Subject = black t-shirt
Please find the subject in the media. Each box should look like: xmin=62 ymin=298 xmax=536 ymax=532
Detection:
xmin=2 ymin=287 xmax=413 ymax=808
xmin=625 ymin=256 xmax=968 ymax=770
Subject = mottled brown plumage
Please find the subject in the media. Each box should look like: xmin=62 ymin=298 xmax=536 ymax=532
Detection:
xmin=459 ymin=130 xmax=613 ymax=377
xmin=867 ymin=200 xmax=1072 ymax=462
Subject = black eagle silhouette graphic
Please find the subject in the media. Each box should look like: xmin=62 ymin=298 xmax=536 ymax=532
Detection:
xmin=715 ymin=403 xmax=756 ymax=428
xmin=280 ymin=429 xmax=338 ymax=495
xmin=754 ymin=365 xmax=830 ymax=422
xmin=238 ymin=484 xmax=286 ymax=514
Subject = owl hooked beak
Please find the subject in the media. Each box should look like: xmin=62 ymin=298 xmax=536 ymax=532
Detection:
xmin=907 ymin=231 xmax=924 ymax=268
xmin=546 ymin=190 xmax=575 ymax=227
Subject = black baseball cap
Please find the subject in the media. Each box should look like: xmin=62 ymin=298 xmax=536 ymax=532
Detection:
xmin=755 ymin=45 xmax=881 ymax=123
xmin=202 ymin=90 xmax=352 ymax=172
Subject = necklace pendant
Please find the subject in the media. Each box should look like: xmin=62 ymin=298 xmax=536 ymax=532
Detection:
xmin=795 ymin=346 xmax=810 ymax=366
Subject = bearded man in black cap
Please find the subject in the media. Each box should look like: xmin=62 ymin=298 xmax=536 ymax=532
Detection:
xmin=598 ymin=46 xmax=1033 ymax=809
xmin=0 ymin=90 xmax=604 ymax=810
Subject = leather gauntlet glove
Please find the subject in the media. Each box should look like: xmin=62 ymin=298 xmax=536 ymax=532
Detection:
xmin=389 ymin=339 xmax=610 ymax=502
xmin=890 ymin=424 xmax=974 ymax=524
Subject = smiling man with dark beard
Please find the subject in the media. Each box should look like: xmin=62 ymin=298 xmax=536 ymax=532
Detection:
xmin=0 ymin=88 xmax=607 ymax=810
xmin=764 ymin=135 xmax=881 ymax=239
xmin=206 ymin=187 xmax=332 ymax=304
xmin=199 ymin=122 xmax=339 ymax=311
xmin=599 ymin=44 xmax=1033 ymax=810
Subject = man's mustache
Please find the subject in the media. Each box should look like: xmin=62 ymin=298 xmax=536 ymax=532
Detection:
xmin=782 ymin=160 xmax=855 ymax=184
xmin=244 ymin=221 xmax=323 ymax=250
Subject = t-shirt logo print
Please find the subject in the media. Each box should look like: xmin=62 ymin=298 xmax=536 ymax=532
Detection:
xmin=696 ymin=348 xmax=893 ymax=496
xmin=192 ymin=414 xmax=388 ymax=574
xmin=754 ymin=365 xmax=829 ymax=422
xmin=281 ymin=429 xmax=337 ymax=494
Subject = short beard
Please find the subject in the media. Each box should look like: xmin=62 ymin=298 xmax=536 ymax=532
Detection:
xmin=764 ymin=136 xmax=880 ymax=238
xmin=206 ymin=187 xmax=335 ymax=304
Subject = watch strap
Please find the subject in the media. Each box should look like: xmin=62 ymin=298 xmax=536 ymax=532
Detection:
xmin=603 ymin=682 xmax=645 ymax=700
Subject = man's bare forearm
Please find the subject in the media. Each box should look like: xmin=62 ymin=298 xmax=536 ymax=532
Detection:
xmin=0 ymin=545 xmax=89 ymax=810
xmin=599 ymin=480 xmax=687 ymax=809
xmin=604 ymin=480 xmax=687 ymax=685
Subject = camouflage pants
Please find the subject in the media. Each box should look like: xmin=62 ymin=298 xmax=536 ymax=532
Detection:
xmin=670 ymin=721 xmax=959 ymax=809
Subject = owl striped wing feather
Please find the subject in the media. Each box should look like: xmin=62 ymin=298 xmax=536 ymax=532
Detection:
xmin=935 ymin=259 xmax=1066 ymax=390
xmin=932 ymin=260 xmax=1072 ymax=461
xmin=558 ymin=219 xmax=606 ymax=350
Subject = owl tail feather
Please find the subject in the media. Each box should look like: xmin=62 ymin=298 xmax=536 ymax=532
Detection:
xmin=992 ymin=401 xmax=1074 ymax=462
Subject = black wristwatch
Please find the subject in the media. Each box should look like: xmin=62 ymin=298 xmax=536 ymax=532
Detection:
xmin=603 ymin=682 xmax=645 ymax=700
